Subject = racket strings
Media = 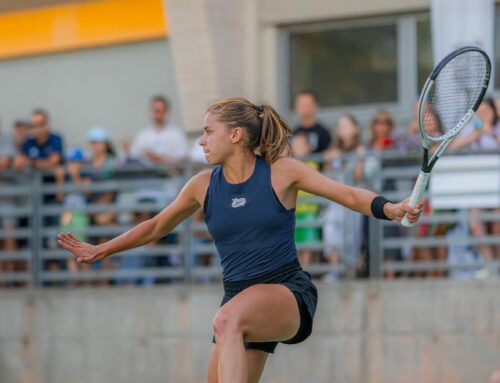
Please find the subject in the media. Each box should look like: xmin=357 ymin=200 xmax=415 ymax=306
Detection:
xmin=422 ymin=51 xmax=488 ymax=140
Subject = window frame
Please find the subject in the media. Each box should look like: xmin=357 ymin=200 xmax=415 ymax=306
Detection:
xmin=279 ymin=13 xmax=431 ymax=132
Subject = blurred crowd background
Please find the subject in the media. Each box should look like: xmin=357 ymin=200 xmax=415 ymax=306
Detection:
xmin=0 ymin=89 xmax=498 ymax=287
xmin=0 ymin=0 xmax=499 ymax=288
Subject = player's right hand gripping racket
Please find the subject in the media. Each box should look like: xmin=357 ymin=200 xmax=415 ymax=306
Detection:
xmin=401 ymin=46 xmax=491 ymax=227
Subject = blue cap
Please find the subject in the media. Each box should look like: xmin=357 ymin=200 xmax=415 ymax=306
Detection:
xmin=87 ymin=127 xmax=109 ymax=142
xmin=66 ymin=147 xmax=85 ymax=162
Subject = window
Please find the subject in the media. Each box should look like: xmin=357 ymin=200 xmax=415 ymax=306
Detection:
xmin=417 ymin=18 xmax=433 ymax=91
xmin=289 ymin=23 xmax=398 ymax=107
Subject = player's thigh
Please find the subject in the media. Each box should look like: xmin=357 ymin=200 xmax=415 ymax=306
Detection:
xmin=206 ymin=345 xmax=268 ymax=383
xmin=215 ymin=284 xmax=300 ymax=342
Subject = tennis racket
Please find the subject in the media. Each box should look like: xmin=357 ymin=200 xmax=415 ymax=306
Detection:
xmin=401 ymin=46 xmax=491 ymax=227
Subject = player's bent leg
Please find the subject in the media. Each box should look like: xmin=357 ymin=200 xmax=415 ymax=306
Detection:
xmin=246 ymin=349 xmax=268 ymax=383
xmin=213 ymin=284 xmax=300 ymax=383
xmin=207 ymin=346 xmax=268 ymax=383
xmin=207 ymin=345 xmax=218 ymax=383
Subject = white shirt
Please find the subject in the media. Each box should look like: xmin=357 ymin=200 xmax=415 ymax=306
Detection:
xmin=130 ymin=124 xmax=189 ymax=164
xmin=459 ymin=121 xmax=500 ymax=151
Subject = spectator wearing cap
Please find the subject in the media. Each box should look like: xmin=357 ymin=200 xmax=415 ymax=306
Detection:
xmin=85 ymin=127 xmax=118 ymax=284
xmin=126 ymin=95 xmax=188 ymax=165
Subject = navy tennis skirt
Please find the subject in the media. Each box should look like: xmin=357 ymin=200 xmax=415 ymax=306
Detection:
xmin=212 ymin=259 xmax=318 ymax=353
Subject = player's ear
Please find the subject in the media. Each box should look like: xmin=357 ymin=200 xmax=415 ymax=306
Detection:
xmin=230 ymin=127 xmax=244 ymax=143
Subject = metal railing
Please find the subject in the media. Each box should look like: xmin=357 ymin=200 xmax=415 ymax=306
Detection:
xmin=0 ymin=151 xmax=499 ymax=287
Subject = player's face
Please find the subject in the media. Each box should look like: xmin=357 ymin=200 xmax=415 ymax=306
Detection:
xmin=199 ymin=112 xmax=234 ymax=164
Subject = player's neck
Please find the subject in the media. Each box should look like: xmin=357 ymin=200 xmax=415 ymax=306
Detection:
xmin=222 ymin=152 xmax=256 ymax=184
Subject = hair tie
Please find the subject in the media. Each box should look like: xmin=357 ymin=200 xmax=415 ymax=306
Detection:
xmin=255 ymin=105 xmax=264 ymax=119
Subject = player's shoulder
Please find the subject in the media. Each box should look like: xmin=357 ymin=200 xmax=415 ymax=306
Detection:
xmin=189 ymin=168 xmax=213 ymax=188
xmin=271 ymin=156 xmax=305 ymax=175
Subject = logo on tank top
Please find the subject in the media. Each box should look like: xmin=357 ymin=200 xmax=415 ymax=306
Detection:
xmin=231 ymin=197 xmax=246 ymax=208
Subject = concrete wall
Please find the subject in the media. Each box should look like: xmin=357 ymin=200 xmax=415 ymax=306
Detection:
xmin=0 ymin=39 xmax=181 ymax=148
xmin=1 ymin=279 xmax=499 ymax=383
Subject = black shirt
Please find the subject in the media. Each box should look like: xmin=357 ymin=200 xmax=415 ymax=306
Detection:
xmin=293 ymin=123 xmax=331 ymax=153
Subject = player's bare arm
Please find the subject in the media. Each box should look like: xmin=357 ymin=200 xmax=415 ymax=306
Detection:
xmin=58 ymin=169 xmax=212 ymax=264
xmin=274 ymin=156 xmax=423 ymax=223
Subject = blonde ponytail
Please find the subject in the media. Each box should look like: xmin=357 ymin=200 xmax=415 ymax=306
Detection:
xmin=258 ymin=105 xmax=292 ymax=163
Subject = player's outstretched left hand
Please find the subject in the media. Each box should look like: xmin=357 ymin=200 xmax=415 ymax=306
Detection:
xmin=385 ymin=198 xmax=425 ymax=224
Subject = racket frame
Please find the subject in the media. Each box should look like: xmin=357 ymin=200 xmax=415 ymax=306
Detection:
xmin=401 ymin=46 xmax=491 ymax=227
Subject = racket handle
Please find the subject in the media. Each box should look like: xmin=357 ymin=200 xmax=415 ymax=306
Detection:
xmin=401 ymin=171 xmax=430 ymax=227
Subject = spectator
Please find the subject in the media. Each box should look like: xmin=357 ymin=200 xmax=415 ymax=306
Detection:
xmin=322 ymin=115 xmax=366 ymax=281
xmin=12 ymin=119 xmax=30 ymax=154
xmin=369 ymin=111 xmax=395 ymax=151
xmin=293 ymin=90 xmax=331 ymax=153
xmin=449 ymin=98 xmax=500 ymax=264
xmin=59 ymin=148 xmax=90 ymax=284
xmin=0 ymin=124 xmax=15 ymax=170
xmin=127 ymin=95 xmax=189 ymax=165
xmin=0 ymin=124 xmax=17 ymax=286
xmin=84 ymin=128 xmax=118 ymax=285
xmin=393 ymin=101 xmax=421 ymax=153
xmin=291 ymin=132 xmax=321 ymax=266
xmin=12 ymin=109 xmax=65 ymax=282
xmin=368 ymin=111 xmax=402 ymax=277
xmin=13 ymin=109 xmax=64 ymax=171
xmin=124 ymin=96 xmax=187 ymax=283
xmin=450 ymin=98 xmax=500 ymax=152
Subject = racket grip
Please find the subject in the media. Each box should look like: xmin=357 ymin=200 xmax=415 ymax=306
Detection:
xmin=401 ymin=171 xmax=430 ymax=227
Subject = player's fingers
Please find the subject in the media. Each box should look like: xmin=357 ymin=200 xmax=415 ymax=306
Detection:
xmin=415 ymin=197 xmax=427 ymax=210
xmin=66 ymin=232 xmax=83 ymax=246
xmin=58 ymin=238 xmax=78 ymax=254
xmin=402 ymin=204 xmax=420 ymax=215
xmin=67 ymin=232 xmax=81 ymax=242
xmin=58 ymin=232 xmax=79 ymax=246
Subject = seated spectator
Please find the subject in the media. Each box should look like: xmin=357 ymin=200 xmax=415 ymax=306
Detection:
xmin=13 ymin=109 xmax=65 ymax=281
xmin=13 ymin=109 xmax=64 ymax=172
xmin=322 ymin=115 xmax=365 ymax=281
xmin=292 ymin=90 xmax=331 ymax=154
xmin=291 ymin=132 xmax=321 ymax=267
xmin=127 ymin=95 xmax=188 ymax=166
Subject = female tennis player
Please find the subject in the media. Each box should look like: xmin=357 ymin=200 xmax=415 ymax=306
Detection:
xmin=58 ymin=97 xmax=423 ymax=383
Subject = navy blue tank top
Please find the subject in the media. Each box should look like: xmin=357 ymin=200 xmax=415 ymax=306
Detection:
xmin=204 ymin=156 xmax=297 ymax=281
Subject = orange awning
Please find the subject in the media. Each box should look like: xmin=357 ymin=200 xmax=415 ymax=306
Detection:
xmin=0 ymin=0 xmax=168 ymax=60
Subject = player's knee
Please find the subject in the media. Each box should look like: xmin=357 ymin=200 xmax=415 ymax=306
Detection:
xmin=212 ymin=309 xmax=242 ymax=341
